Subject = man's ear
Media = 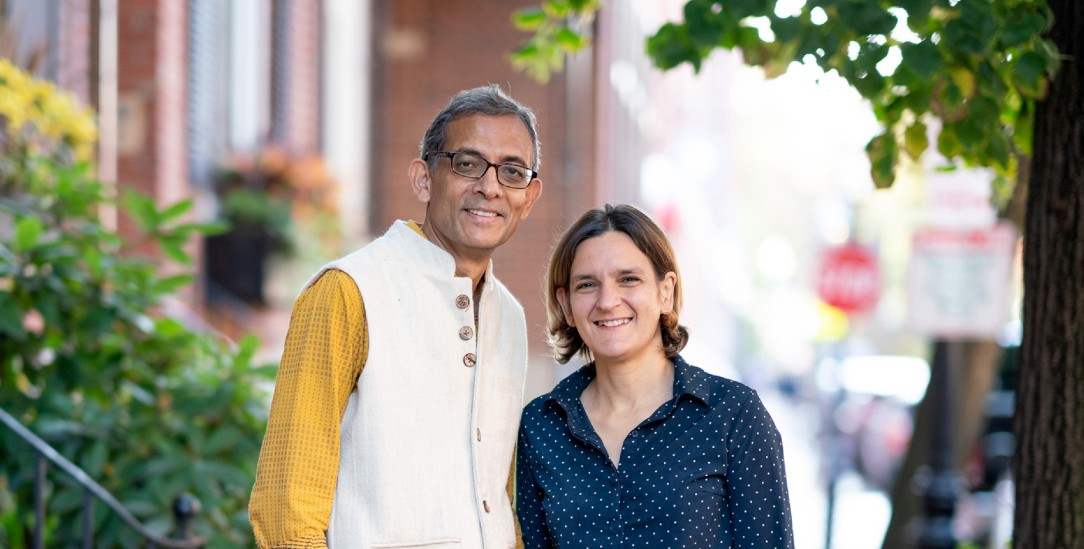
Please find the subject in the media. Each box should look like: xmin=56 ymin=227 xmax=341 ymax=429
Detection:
xmin=556 ymin=287 xmax=575 ymax=327
xmin=518 ymin=178 xmax=543 ymax=220
xmin=409 ymin=159 xmax=432 ymax=202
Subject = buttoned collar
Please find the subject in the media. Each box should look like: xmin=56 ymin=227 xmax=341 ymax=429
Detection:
xmin=396 ymin=219 xmax=493 ymax=295
xmin=546 ymin=354 xmax=710 ymax=414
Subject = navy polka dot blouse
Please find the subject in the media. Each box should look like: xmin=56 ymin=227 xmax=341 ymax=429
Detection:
xmin=516 ymin=355 xmax=794 ymax=548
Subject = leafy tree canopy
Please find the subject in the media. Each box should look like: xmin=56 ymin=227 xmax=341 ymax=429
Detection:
xmin=511 ymin=0 xmax=1060 ymax=201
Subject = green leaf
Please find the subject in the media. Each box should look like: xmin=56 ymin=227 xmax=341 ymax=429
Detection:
xmin=835 ymin=1 xmax=896 ymax=36
xmin=179 ymin=221 xmax=230 ymax=236
xmin=851 ymin=71 xmax=885 ymax=98
xmin=899 ymin=40 xmax=942 ymax=78
xmin=950 ymin=67 xmax=975 ymax=98
xmin=901 ymin=87 xmax=931 ymax=116
xmin=1012 ymin=102 xmax=1034 ymax=155
xmin=511 ymin=7 xmax=547 ymax=31
xmin=568 ymin=0 xmax=600 ymax=10
xmin=14 ymin=215 xmax=45 ymax=252
xmin=975 ymin=60 xmax=1008 ymax=99
xmin=1000 ymin=11 xmax=1047 ymax=49
xmin=648 ymin=23 xmax=701 ymax=71
xmin=1013 ymin=51 xmax=1048 ymax=99
xmin=903 ymin=120 xmax=929 ymax=160
xmin=82 ymin=439 xmax=110 ymax=477
xmin=204 ymin=425 xmax=242 ymax=454
xmin=866 ymin=132 xmax=898 ymax=189
xmin=159 ymin=199 xmax=193 ymax=222
xmin=771 ymin=16 xmax=802 ymax=44
xmin=895 ymin=0 xmax=933 ymax=32
xmin=941 ymin=15 xmax=986 ymax=56
xmin=0 ymin=297 xmax=27 ymax=339
xmin=542 ymin=0 xmax=571 ymax=18
xmin=683 ymin=1 xmax=735 ymax=50
xmin=158 ymin=235 xmax=191 ymax=265
xmin=121 ymin=189 xmax=159 ymax=232
xmin=554 ymin=27 xmax=588 ymax=52
xmin=153 ymin=274 xmax=194 ymax=294
xmin=984 ymin=130 xmax=1011 ymax=169
xmin=940 ymin=120 xmax=966 ymax=157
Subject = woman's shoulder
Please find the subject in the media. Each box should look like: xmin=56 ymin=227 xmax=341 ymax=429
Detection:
xmin=522 ymin=364 xmax=593 ymax=417
xmin=674 ymin=356 xmax=759 ymax=405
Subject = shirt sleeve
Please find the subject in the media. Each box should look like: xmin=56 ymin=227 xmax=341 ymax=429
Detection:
xmin=725 ymin=391 xmax=795 ymax=548
xmin=515 ymin=420 xmax=553 ymax=549
xmin=249 ymin=269 xmax=367 ymax=549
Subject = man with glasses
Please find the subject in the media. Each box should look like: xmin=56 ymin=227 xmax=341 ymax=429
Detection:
xmin=250 ymin=85 xmax=543 ymax=548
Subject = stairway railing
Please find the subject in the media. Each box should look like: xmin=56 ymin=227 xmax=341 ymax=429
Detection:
xmin=0 ymin=406 xmax=206 ymax=548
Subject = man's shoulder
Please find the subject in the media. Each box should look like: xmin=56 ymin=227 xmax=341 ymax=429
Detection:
xmin=481 ymin=275 xmax=526 ymax=324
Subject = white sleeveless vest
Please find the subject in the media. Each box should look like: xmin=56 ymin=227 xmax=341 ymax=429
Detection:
xmin=310 ymin=221 xmax=527 ymax=549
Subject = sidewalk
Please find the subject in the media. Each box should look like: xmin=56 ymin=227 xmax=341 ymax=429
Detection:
xmin=762 ymin=392 xmax=891 ymax=549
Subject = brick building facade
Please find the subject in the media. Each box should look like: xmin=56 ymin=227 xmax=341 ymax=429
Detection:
xmin=16 ymin=0 xmax=654 ymax=395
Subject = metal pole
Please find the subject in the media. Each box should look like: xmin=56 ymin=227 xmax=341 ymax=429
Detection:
xmin=824 ymin=385 xmax=845 ymax=549
xmin=83 ymin=486 xmax=94 ymax=549
xmin=916 ymin=339 xmax=964 ymax=548
xmin=34 ymin=453 xmax=46 ymax=549
xmin=173 ymin=493 xmax=201 ymax=539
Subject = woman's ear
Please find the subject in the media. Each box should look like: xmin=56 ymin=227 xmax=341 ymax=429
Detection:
xmin=660 ymin=271 xmax=677 ymax=313
xmin=556 ymin=287 xmax=575 ymax=327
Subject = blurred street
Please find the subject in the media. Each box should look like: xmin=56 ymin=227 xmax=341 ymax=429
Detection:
xmin=763 ymin=391 xmax=892 ymax=549
xmin=1 ymin=0 xmax=1039 ymax=547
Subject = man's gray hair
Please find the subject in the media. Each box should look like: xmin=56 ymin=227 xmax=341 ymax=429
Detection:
xmin=420 ymin=84 xmax=541 ymax=173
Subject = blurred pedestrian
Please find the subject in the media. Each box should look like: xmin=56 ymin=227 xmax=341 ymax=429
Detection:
xmin=516 ymin=203 xmax=793 ymax=547
xmin=250 ymin=84 xmax=544 ymax=548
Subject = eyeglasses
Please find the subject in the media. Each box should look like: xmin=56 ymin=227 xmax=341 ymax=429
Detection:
xmin=425 ymin=151 xmax=538 ymax=189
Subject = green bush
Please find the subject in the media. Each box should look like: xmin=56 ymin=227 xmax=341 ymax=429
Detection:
xmin=0 ymin=64 xmax=272 ymax=548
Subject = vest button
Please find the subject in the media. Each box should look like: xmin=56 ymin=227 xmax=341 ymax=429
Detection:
xmin=483 ymin=500 xmax=491 ymax=513
xmin=459 ymin=326 xmax=474 ymax=340
xmin=476 ymin=428 xmax=481 ymax=442
xmin=463 ymin=353 xmax=476 ymax=367
xmin=455 ymin=294 xmax=470 ymax=309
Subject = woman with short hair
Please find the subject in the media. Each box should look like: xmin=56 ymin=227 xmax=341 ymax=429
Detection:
xmin=516 ymin=203 xmax=794 ymax=548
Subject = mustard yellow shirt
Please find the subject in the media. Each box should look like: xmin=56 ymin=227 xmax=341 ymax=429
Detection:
xmin=249 ymin=221 xmax=520 ymax=549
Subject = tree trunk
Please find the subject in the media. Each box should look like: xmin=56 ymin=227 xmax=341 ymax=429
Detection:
xmin=1014 ymin=2 xmax=1084 ymax=547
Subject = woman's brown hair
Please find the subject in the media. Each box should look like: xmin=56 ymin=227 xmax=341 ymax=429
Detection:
xmin=545 ymin=203 xmax=689 ymax=364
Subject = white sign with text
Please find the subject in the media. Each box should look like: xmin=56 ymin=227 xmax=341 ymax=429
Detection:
xmin=906 ymin=222 xmax=1017 ymax=338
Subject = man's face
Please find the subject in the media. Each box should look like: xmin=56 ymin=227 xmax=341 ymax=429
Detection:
xmin=410 ymin=114 xmax=543 ymax=264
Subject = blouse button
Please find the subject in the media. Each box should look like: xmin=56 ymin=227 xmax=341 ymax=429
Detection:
xmin=456 ymin=294 xmax=470 ymax=309
xmin=483 ymin=500 xmax=491 ymax=513
xmin=459 ymin=326 xmax=474 ymax=340
xmin=463 ymin=353 xmax=476 ymax=367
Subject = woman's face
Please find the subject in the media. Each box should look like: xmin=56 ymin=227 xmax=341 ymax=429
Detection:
xmin=557 ymin=231 xmax=676 ymax=366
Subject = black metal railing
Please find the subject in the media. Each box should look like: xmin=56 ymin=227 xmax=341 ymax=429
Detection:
xmin=0 ymin=406 xmax=206 ymax=548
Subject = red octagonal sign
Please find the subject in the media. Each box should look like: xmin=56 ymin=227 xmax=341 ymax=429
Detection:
xmin=816 ymin=243 xmax=881 ymax=315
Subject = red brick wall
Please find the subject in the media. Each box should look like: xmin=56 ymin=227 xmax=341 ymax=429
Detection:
xmin=56 ymin=0 xmax=93 ymax=105
xmin=115 ymin=0 xmax=185 ymax=205
xmin=115 ymin=0 xmax=187 ymax=239
xmin=281 ymin=0 xmax=321 ymax=154
xmin=370 ymin=0 xmax=600 ymax=371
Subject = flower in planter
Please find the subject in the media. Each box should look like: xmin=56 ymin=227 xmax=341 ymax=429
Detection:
xmin=208 ymin=146 xmax=342 ymax=303
xmin=213 ymin=146 xmax=341 ymax=256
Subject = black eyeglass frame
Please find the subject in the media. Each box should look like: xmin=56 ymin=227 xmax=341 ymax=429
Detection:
xmin=425 ymin=151 xmax=539 ymax=189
